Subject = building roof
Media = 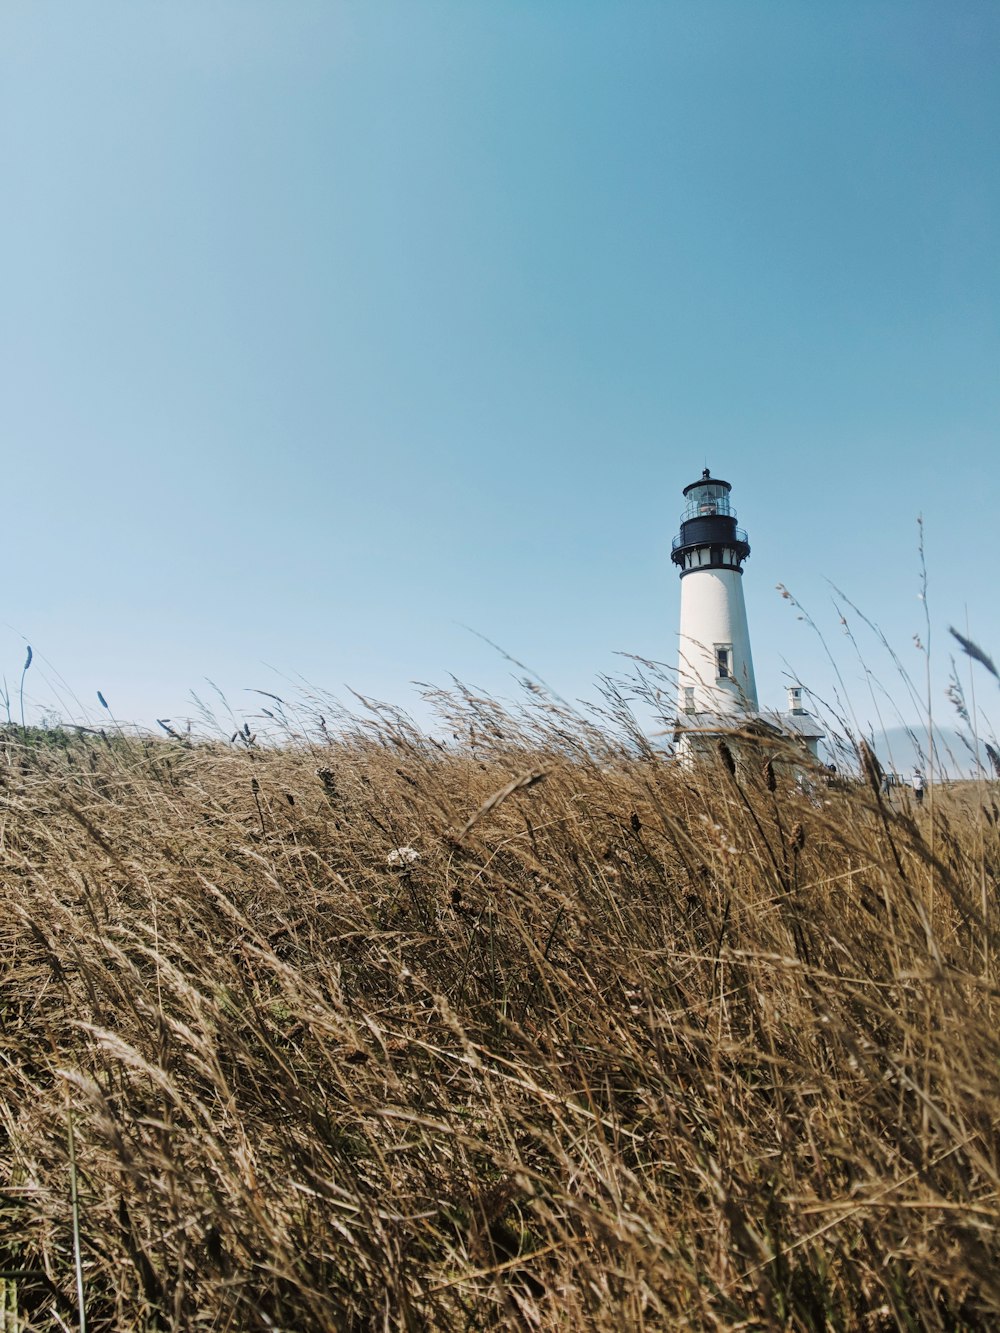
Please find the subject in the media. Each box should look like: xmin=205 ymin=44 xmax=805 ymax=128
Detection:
xmin=778 ymin=711 xmax=827 ymax=740
xmin=673 ymin=709 xmax=825 ymax=742
xmin=682 ymin=469 xmax=732 ymax=496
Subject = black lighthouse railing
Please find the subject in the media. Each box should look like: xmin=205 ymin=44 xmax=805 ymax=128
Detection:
xmin=671 ymin=470 xmax=751 ymax=571
xmin=671 ymin=522 xmax=748 ymax=556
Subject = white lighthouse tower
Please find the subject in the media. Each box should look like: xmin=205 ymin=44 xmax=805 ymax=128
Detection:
xmin=672 ymin=469 xmax=758 ymax=745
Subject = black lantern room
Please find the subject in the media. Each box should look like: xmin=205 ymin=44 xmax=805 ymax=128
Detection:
xmin=670 ymin=469 xmax=751 ymax=575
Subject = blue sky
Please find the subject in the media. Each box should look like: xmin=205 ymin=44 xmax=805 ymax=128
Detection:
xmin=1 ymin=2 xmax=997 ymax=742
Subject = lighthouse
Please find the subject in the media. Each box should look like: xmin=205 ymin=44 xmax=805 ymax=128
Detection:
xmin=671 ymin=469 xmax=758 ymax=738
xmin=670 ymin=468 xmax=825 ymax=762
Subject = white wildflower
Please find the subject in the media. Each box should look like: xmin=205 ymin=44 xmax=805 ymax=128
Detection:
xmin=386 ymin=846 xmax=420 ymax=868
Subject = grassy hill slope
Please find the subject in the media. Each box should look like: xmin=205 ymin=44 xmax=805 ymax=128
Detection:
xmin=1 ymin=698 xmax=999 ymax=1329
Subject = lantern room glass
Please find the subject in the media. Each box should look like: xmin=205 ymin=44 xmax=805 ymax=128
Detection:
xmin=682 ymin=482 xmax=733 ymax=522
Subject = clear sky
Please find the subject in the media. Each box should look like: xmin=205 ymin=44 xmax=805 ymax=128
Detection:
xmin=1 ymin=2 xmax=997 ymax=742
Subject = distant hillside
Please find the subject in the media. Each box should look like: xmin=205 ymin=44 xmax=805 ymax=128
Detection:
xmin=870 ymin=725 xmax=995 ymax=778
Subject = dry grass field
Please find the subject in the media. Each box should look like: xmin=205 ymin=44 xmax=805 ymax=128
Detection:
xmin=1 ymin=684 xmax=998 ymax=1330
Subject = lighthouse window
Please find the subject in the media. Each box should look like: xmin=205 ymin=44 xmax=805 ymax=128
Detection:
xmin=683 ymin=686 xmax=696 ymax=713
xmin=682 ymin=484 xmax=732 ymax=522
xmin=715 ymin=645 xmax=733 ymax=679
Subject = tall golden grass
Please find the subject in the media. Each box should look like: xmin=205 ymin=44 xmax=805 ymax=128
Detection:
xmin=1 ymin=680 xmax=998 ymax=1330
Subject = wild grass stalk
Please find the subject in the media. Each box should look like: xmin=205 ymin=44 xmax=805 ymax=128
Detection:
xmin=0 ymin=674 xmax=997 ymax=1329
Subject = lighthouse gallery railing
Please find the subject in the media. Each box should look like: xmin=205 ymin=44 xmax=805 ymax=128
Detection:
xmin=672 ymin=527 xmax=748 ymax=552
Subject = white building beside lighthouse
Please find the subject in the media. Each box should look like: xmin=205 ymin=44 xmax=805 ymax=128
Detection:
xmin=671 ymin=468 xmax=823 ymax=760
